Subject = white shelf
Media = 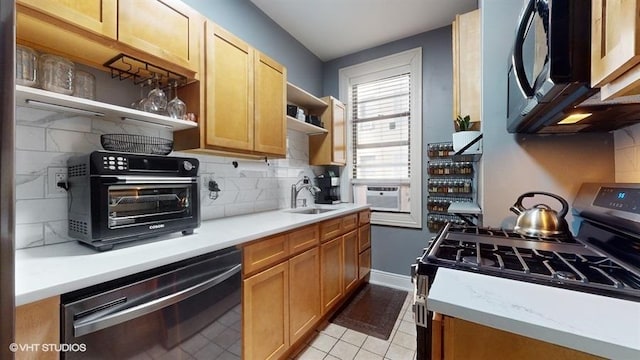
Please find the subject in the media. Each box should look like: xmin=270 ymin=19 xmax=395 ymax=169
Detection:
xmin=287 ymin=82 xmax=328 ymax=109
xmin=287 ymin=116 xmax=328 ymax=135
xmin=15 ymin=85 xmax=198 ymax=131
xmin=448 ymin=202 xmax=482 ymax=215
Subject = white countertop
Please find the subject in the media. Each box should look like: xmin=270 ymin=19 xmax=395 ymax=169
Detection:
xmin=15 ymin=203 xmax=368 ymax=306
xmin=428 ymin=268 xmax=640 ymax=359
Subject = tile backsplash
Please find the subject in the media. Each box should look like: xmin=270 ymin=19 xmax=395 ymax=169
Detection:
xmin=15 ymin=105 xmax=322 ymax=249
xmin=615 ymin=122 xmax=640 ymax=182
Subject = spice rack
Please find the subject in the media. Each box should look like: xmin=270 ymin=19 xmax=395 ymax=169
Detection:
xmin=426 ymin=141 xmax=482 ymax=232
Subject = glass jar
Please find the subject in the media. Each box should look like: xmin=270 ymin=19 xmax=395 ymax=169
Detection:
xmin=73 ymin=70 xmax=96 ymax=100
xmin=40 ymin=54 xmax=74 ymax=95
xmin=16 ymin=45 xmax=38 ymax=87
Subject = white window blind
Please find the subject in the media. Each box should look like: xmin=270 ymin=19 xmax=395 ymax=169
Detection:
xmin=351 ymin=73 xmax=411 ymax=180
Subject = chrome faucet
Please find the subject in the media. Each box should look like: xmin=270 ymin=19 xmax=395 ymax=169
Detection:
xmin=291 ymin=176 xmax=321 ymax=208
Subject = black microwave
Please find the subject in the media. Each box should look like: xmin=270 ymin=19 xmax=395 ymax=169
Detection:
xmin=506 ymin=0 xmax=640 ymax=134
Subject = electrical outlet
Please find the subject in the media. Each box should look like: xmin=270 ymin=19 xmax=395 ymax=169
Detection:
xmin=47 ymin=167 xmax=67 ymax=196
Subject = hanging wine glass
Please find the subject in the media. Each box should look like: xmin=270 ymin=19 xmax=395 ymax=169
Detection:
xmin=167 ymin=80 xmax=186 ymax=119
xmin=147 ymin=74 xmax=167 ymax=113
xmin=132 ymin=80 xmax=150 ymax=110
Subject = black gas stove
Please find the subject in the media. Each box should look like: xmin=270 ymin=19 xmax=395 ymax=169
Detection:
xmin=420 ymin=223 xmax=640 ymax=301
xmin=412 ymin=183 xmax=640 ymax=359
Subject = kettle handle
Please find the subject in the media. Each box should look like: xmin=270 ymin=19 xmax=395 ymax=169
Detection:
xmin=514 ymin=192 xmax=569 ymax=218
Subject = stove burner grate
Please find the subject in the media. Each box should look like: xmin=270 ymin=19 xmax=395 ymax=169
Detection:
xmin=422 ymin=225 xmax=640 ymax=300
xmin=461 ymin=255 xmax=496 ymax=267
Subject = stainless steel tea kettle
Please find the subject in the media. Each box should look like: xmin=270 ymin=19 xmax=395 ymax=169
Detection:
xmin=509 ymin=192 xmax=569 ymax=238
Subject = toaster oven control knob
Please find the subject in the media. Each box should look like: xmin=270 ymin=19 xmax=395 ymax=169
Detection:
xmin=183 ymin=160 xmax=194 ymax=171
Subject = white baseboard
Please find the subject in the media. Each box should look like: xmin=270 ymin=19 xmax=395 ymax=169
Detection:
xmin=368 ymin=269 xmax=413 ymax=292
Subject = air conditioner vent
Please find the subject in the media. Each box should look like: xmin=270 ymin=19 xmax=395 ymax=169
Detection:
xmin=366 ymin=186 xmax=400 ymax=211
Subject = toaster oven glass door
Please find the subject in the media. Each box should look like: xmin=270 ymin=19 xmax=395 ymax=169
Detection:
xmin=107 ymin=183 xmax=193 ymax=228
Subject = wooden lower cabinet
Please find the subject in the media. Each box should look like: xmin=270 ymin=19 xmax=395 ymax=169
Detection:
xmin=15 ymin=296 xmax=60 ymax=360
xmin=320 ymin=236 xmax=343 ymax=315
xmin=243 ymin=234 xmax=288 ymax=276
xmin=358 ymin=224 xmax=371 ymax=252
xmin=433 ymin=315 xmax=603 ymax=360
xmin=243 ymin=211 xmax=371 ymax=359
xmin=343 ymin=230 xmax=359 ymax=294
xmin=357 ymin=212 xmax=371 ymax=280
xmin=358 ymin=247 xmax=371 ymax=280
xmin=243 ymin=262 xmax=289 ymax=360
xmin=289 ymin=248 xmax=320 ymax=345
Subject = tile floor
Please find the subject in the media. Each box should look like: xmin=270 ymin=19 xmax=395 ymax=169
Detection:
xmin=291 ymin=292 xmax=416 ymax=360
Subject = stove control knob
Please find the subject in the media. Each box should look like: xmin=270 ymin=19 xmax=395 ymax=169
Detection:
xmin=183 ymin=160 xmax=194 ymax=171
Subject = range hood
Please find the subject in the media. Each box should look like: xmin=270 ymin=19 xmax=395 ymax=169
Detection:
xmin=516 ymin=85 xmax=640 ymax=134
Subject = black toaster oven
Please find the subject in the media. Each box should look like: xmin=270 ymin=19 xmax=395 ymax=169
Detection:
xmin=67 ymin=151 xmax=200 ymax=251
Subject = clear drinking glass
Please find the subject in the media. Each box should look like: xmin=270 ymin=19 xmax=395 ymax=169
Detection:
xmin=167 ymin=81 xmax=186 ymax=119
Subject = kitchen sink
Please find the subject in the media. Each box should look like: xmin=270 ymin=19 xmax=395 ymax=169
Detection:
xmin=287 ymin=207 xmax=336 ymax=214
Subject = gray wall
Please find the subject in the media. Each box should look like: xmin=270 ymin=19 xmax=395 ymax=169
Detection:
xmin=181 ymin=0 xmax=323 ymax=96
xmin=323 ymin=28 xmax=456 ymax=276
xmin=480 ymin=0 xmax=614 ymax=232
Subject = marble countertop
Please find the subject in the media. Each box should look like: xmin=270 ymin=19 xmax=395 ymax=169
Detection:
xmin=427 ymin=268 xmax=640 ymax=359
xmin=15 ymin=203 xmax=368 ymax=306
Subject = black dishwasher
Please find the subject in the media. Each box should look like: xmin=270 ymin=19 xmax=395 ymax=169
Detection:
xmin=61 ymin=246 xmax=242 ymax=359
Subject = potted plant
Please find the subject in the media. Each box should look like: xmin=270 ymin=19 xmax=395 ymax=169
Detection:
xmin=452 ymin=115 xmax=481 ymax=153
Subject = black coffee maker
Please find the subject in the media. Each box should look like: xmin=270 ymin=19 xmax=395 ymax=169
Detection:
xmin=315 ymin=169 xmax=340 ymax=204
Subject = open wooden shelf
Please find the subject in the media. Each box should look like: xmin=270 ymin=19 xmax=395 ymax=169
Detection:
xmin=287 ymin=116 xmax=328 ymax=135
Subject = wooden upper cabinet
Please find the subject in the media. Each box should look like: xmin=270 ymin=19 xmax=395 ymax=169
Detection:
xmin=118 ymin=0 xmax=201 ymax=73
xmin=309 ymin=96 xmax=347 ymax=165
xmin=17 ymin=0 xmax=200 ymax=79
xmin=205 ymin=22 xmax=254 ymax=151
xmin=452 ymin=9 xmax=481 ymax=127
xmin=197 ymin=21 xmax=287 ymax=157
xmin=592 ymin=0 xmax=640 ymax=99
xmin=18 ymin=0 xmax=116 ymax=39
xmin=254 ymin=51 xmax=287 ymax=156
xmin=332 ymin=98 xmax=347 ymax=164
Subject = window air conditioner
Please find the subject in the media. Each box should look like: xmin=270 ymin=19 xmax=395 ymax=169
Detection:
xmin=366 ymin=186 xmax=401 ymax=211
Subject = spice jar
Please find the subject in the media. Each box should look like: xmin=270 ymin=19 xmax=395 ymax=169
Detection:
xmin=40 ymin=54 xmax=74 ymax=95
xmin=73 ymin=70 xmax=96 ymax=100
xmin=16 ymin=45 xmax=38 ymax=87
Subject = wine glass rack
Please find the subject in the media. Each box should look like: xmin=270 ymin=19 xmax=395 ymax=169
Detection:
xmin=104 ymin=54 xmax=187 ymax=88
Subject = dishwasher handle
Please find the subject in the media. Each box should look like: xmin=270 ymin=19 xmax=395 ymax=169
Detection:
xmin=73 ymin=264 xmax=241 ymax=337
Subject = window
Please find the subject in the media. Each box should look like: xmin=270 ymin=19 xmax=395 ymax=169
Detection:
xmin=339 ymin=48 xmax=422 ymax=228
xmin=352 ymin=73 xmax=411 ymax=180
